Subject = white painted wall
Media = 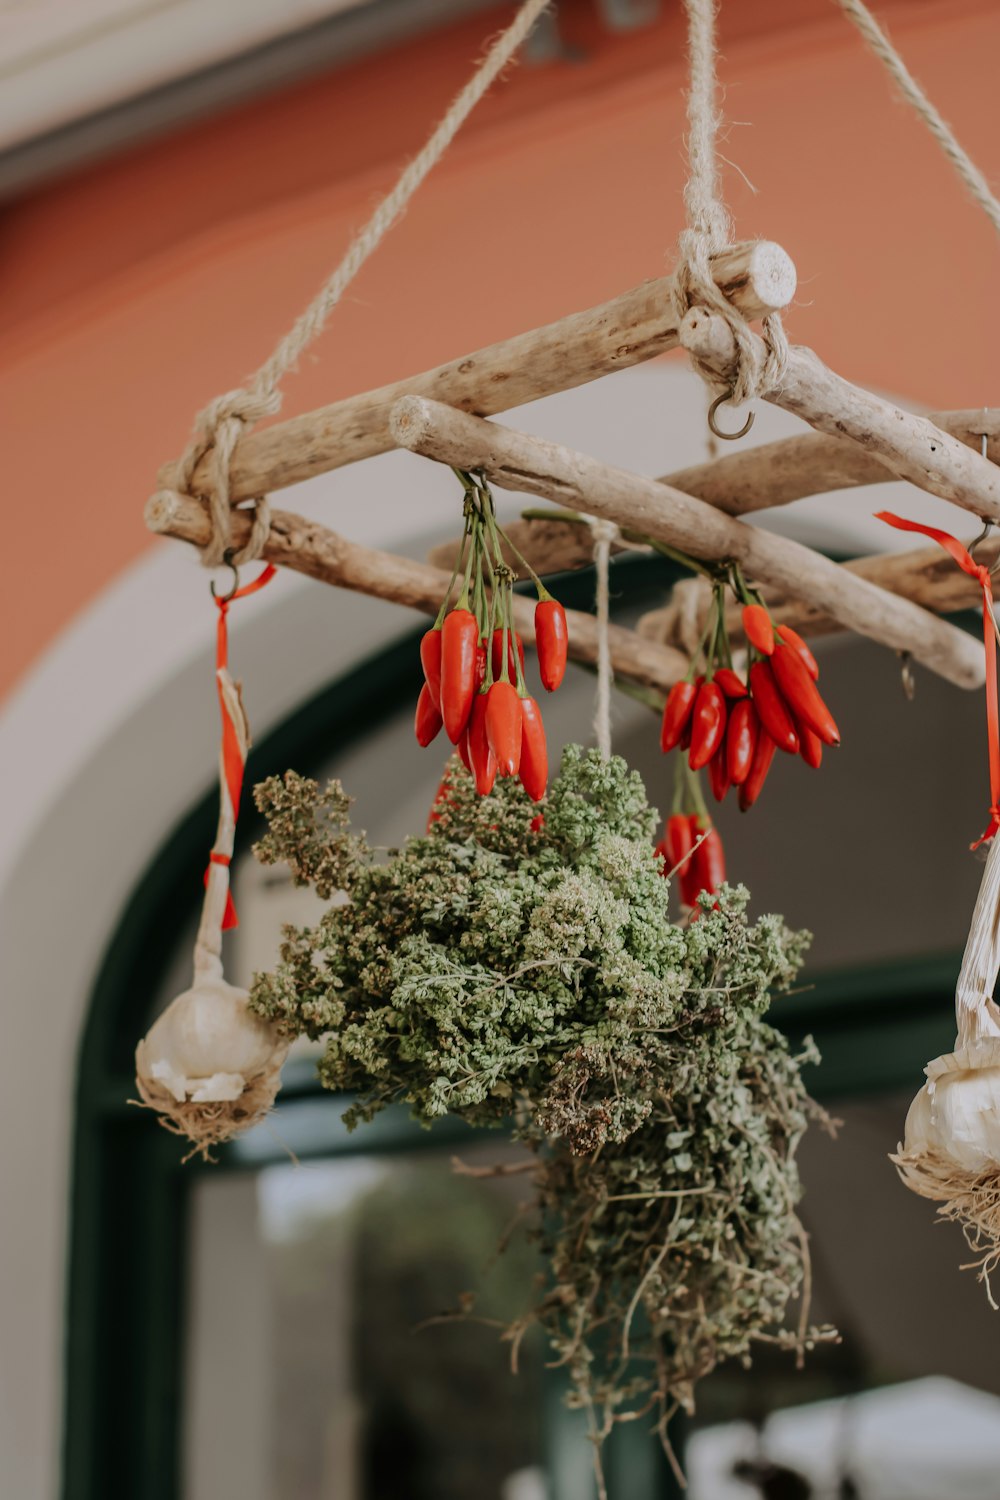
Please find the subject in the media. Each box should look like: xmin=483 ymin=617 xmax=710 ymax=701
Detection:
xmin=0 ymin=364 xmax=968 ymax=1498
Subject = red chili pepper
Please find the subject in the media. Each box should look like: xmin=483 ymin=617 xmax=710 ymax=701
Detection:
xmin=529 ymin=812 xmax=545 ymax=833
xmin=748 ymin=660 xmax=799 ymax=754
xmin=738 ymin=729 xmax=777 ymax=811
xmin=490 ymin=628 xmax=525 ymax=683
xmin=742 ymin=603 xmax=775 ymax=656
xmin=414 ymin=683 xmax=443 ymax=747
xmin=519 ymin=697 xmax=548 ymax=801
xmin=680 ymin=816 xmax=703 ymax=906
xmin=440 ymin=607 xmax=479 ymax=742
xmin=771 ymin=644 xmax=840 ymax=746
xmin=486 ymin=680 xmax=522 ymax=777
xmin=535 ymin=598 xmax=568 ymax=692
xmin=457 ymin=730 xmax=473 ymax=775
xmin=776 ymin=624 xmax=819 ymax=681
xmin=420 ymin=626 xmax=443 ymax=707
xmin=798 ymin=719 xmax=824 ymax=769
xmin=426 ymin=776 xmax=451 ymax=832
xmin=713 ymin=667 xmax=748 ymax=698
xmin=708 ymin=744 xmax=731 ymax=803
xmin=690 ymin=820 xmax=726 ymax=899
xmin=661 ymin=679 xmax=698 ymax=752
xmin=664 ymin=813 xmax=695 ymax=872
xmin=726 ymin=698 xmax=758 ymax=785
xmin=688 ymin=681 xmax=727 ymax=771
xmin=467 ymin=692 xmax=497 ymax=795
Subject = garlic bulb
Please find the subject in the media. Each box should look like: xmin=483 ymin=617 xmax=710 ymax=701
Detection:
xmin=137 ymin=975 xmax=286 ymax=1104
xmin=135 ymin=977 xmax=288 ymax=1157
xmin=894 ymin=836 xmax=1000 ymax=1301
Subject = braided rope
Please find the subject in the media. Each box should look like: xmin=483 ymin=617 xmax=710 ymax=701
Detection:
xmin=836 ymin=0 xmax=1000 ymax=240
xmin=159 ymin=0 xmax=550 ymax=567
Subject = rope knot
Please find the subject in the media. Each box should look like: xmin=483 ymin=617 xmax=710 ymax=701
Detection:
xmin=174 ymin=383 xmax=280 ymax=570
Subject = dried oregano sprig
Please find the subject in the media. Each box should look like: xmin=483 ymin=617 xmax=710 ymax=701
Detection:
xmin=249 ymin=746 xmax=832 ymax=1475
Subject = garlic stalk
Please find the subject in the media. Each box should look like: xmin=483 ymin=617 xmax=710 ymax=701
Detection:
xmin=135 ymin=661 xmax=287 ymax=1157
xmin=894 ymin=834 xmax=1000 ymax=1303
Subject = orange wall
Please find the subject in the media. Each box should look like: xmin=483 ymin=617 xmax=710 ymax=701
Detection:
xmin=3 ymin=0 xmax=998 ymax=697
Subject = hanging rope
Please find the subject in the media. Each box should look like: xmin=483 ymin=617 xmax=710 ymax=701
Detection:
xmin=836 ymin=0 xmax=1000 ymax=240
xmin=672 ymin=0 xmax=788 ymax=406
xmin=591 ymin=518 xmax=616 ymax=759
xmin=158 ymin=0 xmax=551 ymax=568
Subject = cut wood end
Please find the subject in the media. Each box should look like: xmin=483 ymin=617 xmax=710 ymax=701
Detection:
xmin=390 ymin=394 xmax=435 ymax=450
xmin=712 ymin=241 xmax=797 ymax=317
xmin=678 ymin=306 xmax=738 ymax=375
xmin=745 ymin=241 xmax=797 ymax=313
xmin=145 ymin=488 xmax=183 ymax=534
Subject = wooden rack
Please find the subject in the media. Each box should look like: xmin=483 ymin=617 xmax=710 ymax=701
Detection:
xmin=148 ymin=240 xmax=994 ymax=697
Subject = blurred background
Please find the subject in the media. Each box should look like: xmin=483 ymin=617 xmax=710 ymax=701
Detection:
xmin=1 ymin=2 xmax=999 ymax=1497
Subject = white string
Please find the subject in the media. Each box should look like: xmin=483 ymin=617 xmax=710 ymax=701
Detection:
xmin=836 ymin=0 xmax=1000 ymax=240
xmin=159 ymin=0 xmax=551 ymax=567
xmin=591 ymin=519 xmax=616 ymax=759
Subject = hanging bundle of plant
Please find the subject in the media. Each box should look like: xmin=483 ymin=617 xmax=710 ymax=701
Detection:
xmin=249 ymin=745 xmax=832 ymax=1470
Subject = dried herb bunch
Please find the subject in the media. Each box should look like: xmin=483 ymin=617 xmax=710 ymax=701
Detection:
xmin=250 ymin=746 xmax=829 ymax=1470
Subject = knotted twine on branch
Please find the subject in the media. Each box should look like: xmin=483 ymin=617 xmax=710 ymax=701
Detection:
xmin=153 ymin=0 xmax=551 ymax=569
xmin=672 ymin=0 xmax=788 ymax=406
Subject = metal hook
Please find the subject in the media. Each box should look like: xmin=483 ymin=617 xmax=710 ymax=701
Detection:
xmin=897 ymin=650 xmax=916 ymax=702
xmin=970 ymin=516 xmax=993 ymax=555
xmin=707 ymin=389 xmax=755 ymax=442
xmin=210 ymin=550 xmax=241 ymax=603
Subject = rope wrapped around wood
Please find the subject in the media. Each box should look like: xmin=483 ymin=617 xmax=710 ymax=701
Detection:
xmin=672 ymin=0 xmax=788 ymax=407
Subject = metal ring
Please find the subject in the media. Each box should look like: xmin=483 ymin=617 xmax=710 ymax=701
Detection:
xmin=210 ymin=550 xmax=240 ymax=603
xmin=707 ymin=390 xmax=755 ymax=442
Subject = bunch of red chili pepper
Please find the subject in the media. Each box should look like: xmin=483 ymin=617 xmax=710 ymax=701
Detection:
xmin=415 ymin=469 xmax=568 ymax=802
xmin=659 ymin=569 xmax=840 ymax=812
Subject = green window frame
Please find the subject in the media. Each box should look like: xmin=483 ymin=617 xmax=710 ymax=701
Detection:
xmin=62 ymin=557 xmax=964 ymax=1500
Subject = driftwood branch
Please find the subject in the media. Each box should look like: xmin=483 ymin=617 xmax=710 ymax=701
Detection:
xmin=656 ymin=409 xmax=1000 ymax=516
xmin=427 ymin=408 xmax=1000 ymax=578
xmin=678 ymin=309 xmax=1000 ymax=522
xmin=747 ymin=537 xmax=995 ymax=640
xmin=144 ymin=491 xmax=690 ymax=695
xmin=158 ymin=242 xmax=795 ymax=503
xmin=390 ymin=396 xmax=985 ymax=689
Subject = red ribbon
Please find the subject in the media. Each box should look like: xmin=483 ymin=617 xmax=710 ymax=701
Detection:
xmin=205 ymin=564 xmax=276 ymax=927
xmin=877 ymin=511 xmax=1000 ymax=847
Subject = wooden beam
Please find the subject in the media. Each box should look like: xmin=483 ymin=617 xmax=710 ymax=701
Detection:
xmin=678 ymin=309 xmax=1000 ymax=522
xmin=389 ymin=395 xmax=985 ymax=689
xmin=158 ymin=241 xmax=795 ymax=503
xmin=143 ymin=491 xmax=691 ymax=695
